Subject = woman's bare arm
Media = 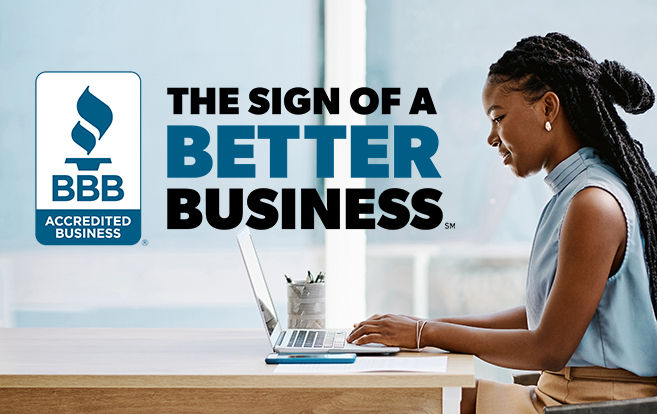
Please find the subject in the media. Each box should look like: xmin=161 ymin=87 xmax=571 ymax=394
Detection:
xmin=349 ymin=188 xmax=625 ymax=370
xmin=437 ymin=306 xmax=528 ymax=329
xmin=401 ymin=306 xmax=527 ymax=329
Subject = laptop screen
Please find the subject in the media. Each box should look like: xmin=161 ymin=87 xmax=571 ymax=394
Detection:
xmin=237 ymin=228 xmax=280 ymax=343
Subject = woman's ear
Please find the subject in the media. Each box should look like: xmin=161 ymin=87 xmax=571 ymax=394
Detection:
xmin=542 ymin=91 xmax=560 ymax=123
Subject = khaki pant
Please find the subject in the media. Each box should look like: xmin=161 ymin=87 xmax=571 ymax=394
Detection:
xmin=476 ymin=366 xmax=657 ymax=413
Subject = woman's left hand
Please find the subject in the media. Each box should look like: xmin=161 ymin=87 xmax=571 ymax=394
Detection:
xmin=347 ymin=313 xmax=420 ymax=349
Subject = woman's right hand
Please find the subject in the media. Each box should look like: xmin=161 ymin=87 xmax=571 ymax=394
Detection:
xmin=348 ymin=313 xmax=420 ymax=348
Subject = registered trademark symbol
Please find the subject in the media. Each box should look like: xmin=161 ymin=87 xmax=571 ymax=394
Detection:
xmin=141 ymin=239 xmax=149 ymax=246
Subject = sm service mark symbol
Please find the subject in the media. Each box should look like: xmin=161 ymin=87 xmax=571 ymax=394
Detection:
xmin=35 ymin=72 xmax=141 ymax=245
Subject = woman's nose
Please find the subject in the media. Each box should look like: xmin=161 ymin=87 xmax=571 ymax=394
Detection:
xmin=487 ymin=131 xmax=499 ymax=147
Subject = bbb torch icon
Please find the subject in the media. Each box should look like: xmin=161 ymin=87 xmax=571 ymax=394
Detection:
xmin=66 ymin=86 xmax=114 ymax=171
xmin=35 ymin=72 xmax=141 ymax=245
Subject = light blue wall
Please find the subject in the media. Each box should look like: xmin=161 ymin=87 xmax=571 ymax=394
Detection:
xmin=0 ymin=0 xmax=324 ymax=251
xmin=0 ymin=1 xmax=324 ymax=328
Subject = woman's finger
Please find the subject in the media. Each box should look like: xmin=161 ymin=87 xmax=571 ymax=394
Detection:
xmin=352 ymin=313 xmax=387 ymax=327
xmin=347 ymin=323 xmax=378 ymax=342
xmin=348 ymin=323 xmax=377 ymax=341
xmin=351 ymin=315 xmax=381 ymax=332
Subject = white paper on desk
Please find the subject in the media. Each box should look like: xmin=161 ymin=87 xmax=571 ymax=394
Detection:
xmin=273 ymin=356 xmax=447 ymax=374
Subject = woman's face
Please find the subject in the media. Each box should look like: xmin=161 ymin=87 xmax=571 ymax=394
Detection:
xmin=482 ymin=77 xmax=553 ymax=177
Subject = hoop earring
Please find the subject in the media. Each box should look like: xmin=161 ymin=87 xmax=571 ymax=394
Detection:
xmin=545 ymin=121 xmax=552 ymax=132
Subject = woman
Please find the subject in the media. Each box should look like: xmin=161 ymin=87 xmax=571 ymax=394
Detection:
xmin=347 ymin=32 xmax=657 ymax=413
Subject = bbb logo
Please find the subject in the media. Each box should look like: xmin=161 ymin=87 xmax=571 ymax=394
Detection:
xmin=35 ymin=72 xmax=141 ymax=245
xmin=56 ymin=86 xmax=123 ymax=202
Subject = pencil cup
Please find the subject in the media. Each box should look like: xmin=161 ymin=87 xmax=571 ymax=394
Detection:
xmin=287 ymin=282 xmax=326 ymax=329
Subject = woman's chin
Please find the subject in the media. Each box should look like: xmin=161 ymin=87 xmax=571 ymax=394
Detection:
xmin=509 ymin=163 xmax=528 ymax=178
xmin=511 ymin=163 xmax=540 ymax=178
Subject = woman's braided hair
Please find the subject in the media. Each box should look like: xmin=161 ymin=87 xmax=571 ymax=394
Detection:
xmin=488 ymin=32 xmax=657 ymax=319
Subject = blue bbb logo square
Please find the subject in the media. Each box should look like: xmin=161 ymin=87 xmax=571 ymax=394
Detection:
xmin=35 ymin=72 xmax=141 ymax=245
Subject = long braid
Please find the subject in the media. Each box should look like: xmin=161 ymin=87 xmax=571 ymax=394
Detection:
xmin=488 ymin=32 xmax=657 ymax=320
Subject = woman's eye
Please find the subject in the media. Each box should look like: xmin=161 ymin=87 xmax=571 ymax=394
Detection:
xmin=493 ymin=115 xmax=505 ymax=125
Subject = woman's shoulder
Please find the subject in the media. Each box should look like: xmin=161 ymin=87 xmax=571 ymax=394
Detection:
xmin=564 ymin=186 xmax=626 ymax=245
xmin=563 ymin=153 xmax=636 ymax=218
xmin=554 ymin=154 xmax=638 ymax=239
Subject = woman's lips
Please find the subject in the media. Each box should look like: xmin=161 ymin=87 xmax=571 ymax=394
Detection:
xmin=503 ymin=152 xmax=511 ymax=164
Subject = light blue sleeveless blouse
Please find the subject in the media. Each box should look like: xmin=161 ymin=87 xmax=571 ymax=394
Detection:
xmin=526 ymin=146 xmax=657 ymax=377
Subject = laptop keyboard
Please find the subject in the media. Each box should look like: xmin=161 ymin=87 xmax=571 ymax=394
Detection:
xmin=286 ymin=330 xmax=346 ymax=348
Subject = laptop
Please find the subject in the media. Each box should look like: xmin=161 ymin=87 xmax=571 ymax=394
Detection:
xmin=237 ymin=228 xmax=400 ymax=354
